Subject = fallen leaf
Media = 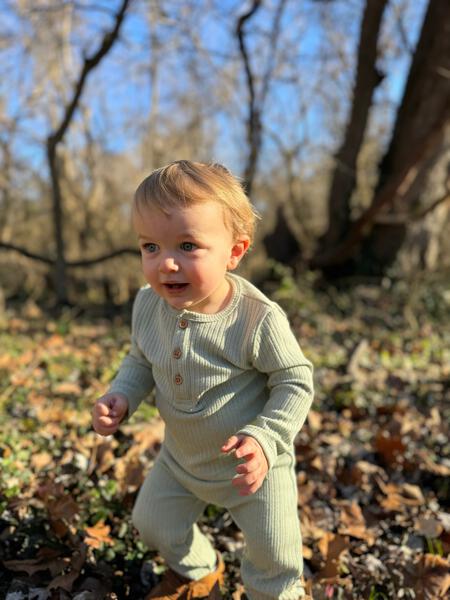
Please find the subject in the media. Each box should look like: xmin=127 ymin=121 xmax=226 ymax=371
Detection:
xmin=406 ymin=554 xmax=450 ymax=600
xmin=338 ymin=501 xmax=376 ymax=546
xmin=84 ymin=521 xmax=114 ymax=549
xmin=3 ymin=547 xmax=67 ymax=577
xmin=31 ymin=452 xmax=53 ymax=470
xmin=317 ymin=532 xmax=349 ymax=579
xmin=414 ymin=516 xmax=443 ymax=538
xmin=53 ymin=382 xmax=82 ymax=395
xmin=48 ymin=545 xmax=87 ymax=592
xmin=375 ymin=430 xmax=406 ymax=466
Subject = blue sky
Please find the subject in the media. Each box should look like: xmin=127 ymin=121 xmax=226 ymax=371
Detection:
xmin=0 ymin=0 xmax=429 ymax=179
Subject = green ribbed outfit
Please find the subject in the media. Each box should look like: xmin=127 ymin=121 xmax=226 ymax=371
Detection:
xmin=110 ymin=273 xmax=314 ymax=600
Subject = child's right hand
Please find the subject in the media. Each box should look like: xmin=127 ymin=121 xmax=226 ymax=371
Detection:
xmin=92 ymin=393 xmax=129 ymax=436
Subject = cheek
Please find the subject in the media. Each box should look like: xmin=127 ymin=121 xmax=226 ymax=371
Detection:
xmin=141 ymin=258 xmax=156 ymax=279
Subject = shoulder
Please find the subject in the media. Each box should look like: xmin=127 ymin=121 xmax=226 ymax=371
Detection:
xmin=134 ymin=284 xmax=158 ymax=307
xmin=229 ymin=275 xmax=291 ymax=348
xmin=232 ymin=274 xmax=287 ymax=321
xmin=131 ymin=285 xmax=160 ymax=325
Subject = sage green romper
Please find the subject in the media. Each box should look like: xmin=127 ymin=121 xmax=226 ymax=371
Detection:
xmin=110 ymin=274 xmax=313 ymax=600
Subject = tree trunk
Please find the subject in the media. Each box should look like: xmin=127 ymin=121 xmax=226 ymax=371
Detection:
xmin=46 ymin=0 xmax=131 ymax=305
xmin=362 ymin=0 xmax=450 ymax=271
xmin=47 ymin=137 xmax=69 ymax=304
xmin=311 ymin=0 xmax=450 ymax=276
xmin=319 ymin=0 xmax=388 ymax=251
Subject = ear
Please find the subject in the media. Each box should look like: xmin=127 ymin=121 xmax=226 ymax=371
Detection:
xmin=227 ymin=238 xmax=250 ymax=271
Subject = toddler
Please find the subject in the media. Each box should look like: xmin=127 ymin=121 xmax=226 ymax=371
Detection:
xmin=92 ymin=161 xmax=314 ymax=600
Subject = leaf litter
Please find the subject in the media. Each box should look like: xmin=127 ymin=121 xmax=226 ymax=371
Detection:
xmin=0 ymin=278 xmax=449 ymax=599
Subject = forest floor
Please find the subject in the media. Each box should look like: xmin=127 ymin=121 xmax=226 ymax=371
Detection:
xmin=0 ymin=272 xmax=449 ymax=600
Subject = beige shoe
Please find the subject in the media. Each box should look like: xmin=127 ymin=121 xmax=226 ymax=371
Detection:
xmin=146 ymin=552 xmax=225 ymax=599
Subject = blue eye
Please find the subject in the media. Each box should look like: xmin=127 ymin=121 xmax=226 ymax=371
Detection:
xmin=181 ymin=242 xmax=197 ymax=251
xmin=143 ymin=243 xmax=158 ymax=253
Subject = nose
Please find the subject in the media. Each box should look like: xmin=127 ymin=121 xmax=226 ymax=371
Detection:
xmin=159 ymin=256 xmax=179 ymax=273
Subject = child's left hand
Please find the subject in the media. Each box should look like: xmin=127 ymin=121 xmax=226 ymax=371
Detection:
xmin=221 ymin=435 xmax=269 ymax=496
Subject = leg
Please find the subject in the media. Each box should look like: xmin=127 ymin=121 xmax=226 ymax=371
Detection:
xmin=228 ymin=460 xmax=305 ymax=600
xmin=132 ymin=458 xmax=217 ymax=580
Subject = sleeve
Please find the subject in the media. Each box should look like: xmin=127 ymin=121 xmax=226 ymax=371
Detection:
xmin=237 ymin=305 xmax=314 ymax=470
xmin=108 ymin=289 xmax=155 ymax=418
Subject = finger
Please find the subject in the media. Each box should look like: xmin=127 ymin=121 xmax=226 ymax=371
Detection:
xmin=235 ymin=440 xmax=257 ymax=460
xmin=221 ymin=435 xmax=242 ymax=453
xmin=238 ymin=480 xmax=261 ymax=496
xmin=232 ymin=471 xmax=258 ymax=488
xmin=236 ymin=457 xmax=259 ymax=474
xmin=98 ymin=415 xmax=117 ymax=427
xmin=95 ymin=402 xmax=109 ymax=416
xmin=237 ymin=473 xmax=264 ymax=495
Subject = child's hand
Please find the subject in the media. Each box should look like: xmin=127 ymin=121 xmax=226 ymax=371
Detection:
xmin=92 ymin=393 xmax=129 ymax=436
xmin=221 ymin=435 xmax=269 ymax=496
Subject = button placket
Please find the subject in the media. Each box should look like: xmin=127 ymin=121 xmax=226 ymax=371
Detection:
xmin=172 ymin=316 xmax=189 ymax=400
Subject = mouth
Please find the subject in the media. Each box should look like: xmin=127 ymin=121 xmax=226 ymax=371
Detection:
xmin=163 ymin=283 xmax=189 ymax=291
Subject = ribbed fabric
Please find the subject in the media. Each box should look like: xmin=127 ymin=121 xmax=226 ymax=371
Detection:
xmin=109 ymin=273 xmax=313 ymax=599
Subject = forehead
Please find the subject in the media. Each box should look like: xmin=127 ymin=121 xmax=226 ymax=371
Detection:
xmin=133 ymin=201 xmax=232 ymax=238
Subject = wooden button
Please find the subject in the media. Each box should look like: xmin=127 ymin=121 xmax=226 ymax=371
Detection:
xmin=174 ymin=374 xmax=183 ymax=385
xmin=179 ymin=319 xmax=188 ymax=329
xmin=172 ymin=348 xmax=182 ymax=359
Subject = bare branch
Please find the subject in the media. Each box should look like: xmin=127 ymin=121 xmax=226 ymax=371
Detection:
xmin=0 ymin=244 xmax=139 ymax=268
xmin=0 ymin=243 xmax=54 ymax=265
xmin=48 ymin=0 xmax=132 ymax=149
xmin=412 ymin=192 xmax=450 ymax=222
xmin=68 ymin=248 xmax=139 ymax=268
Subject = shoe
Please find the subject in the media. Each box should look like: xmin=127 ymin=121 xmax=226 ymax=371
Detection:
xmin=146 ymin=552 xmax=225 ymax=599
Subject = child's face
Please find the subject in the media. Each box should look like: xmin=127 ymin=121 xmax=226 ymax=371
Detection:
xmin=133 ymin=201 xmax=249 ymax=313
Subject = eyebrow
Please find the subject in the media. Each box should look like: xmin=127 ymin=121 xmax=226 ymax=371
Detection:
xmin=137 ymin=231 xmax=203 ymax=240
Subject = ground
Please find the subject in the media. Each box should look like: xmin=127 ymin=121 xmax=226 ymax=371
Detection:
xmin=0 ymin=273 xmax=449 ymax=599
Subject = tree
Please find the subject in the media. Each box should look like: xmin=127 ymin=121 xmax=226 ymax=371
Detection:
xmin=318 ymin=0 xmax=388 ymax=252
xmin=47 ymin=0 xmax=132 ymax=304
xmin=311 ymin=0 xmax=450 ymax=276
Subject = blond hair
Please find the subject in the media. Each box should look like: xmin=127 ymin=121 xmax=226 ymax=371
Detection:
xmin=133 ymin=160 xmax=259 ymax=243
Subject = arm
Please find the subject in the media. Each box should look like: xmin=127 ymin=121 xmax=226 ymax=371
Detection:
xmin=236 ymin=305 xmax=314 ymax=470
xmin=107 ymin=289 xmax=155 ymax=419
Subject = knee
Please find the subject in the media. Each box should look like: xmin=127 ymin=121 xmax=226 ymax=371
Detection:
xmin=132 ymin=495 xmax=188 ymax=551
xmin=132 ymin=493 xmax=160 ymax=548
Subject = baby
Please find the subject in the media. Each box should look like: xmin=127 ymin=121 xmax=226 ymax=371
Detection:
xmin=92 ymin=161 xmax=314 ymax=599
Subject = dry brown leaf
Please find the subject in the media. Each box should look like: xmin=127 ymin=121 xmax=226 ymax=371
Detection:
xmin=48 ymin=545 xmax=87 ymax=592
xmin=414 ymin=516 xmax=443 ymax=538
xmin=31 ymin=451 xmax=53 ymax=470
xmin=115 ymin=456 xmax=146 ymax=494
xmin=310 ymin=455 xmax=323 ymax=471
xmin=53 ymin=381 xmax=82 ymax=395
xmin=407 ymin=554 xmax=450 ymax=600
xmin=232 ymin=583 xmax=246 ymax=599
xmin=338 ymin=501 xmax=376 ymax=545
xmin=84 ymin=521 xmax=114 ymax=549
xmin=317 ymin=533 xmax=350 ymax=579
xmin=416 ymin=449 xmax=450 ymax=476
xmin=321 ymin=434 xmax=343 ymax=446
xmin=307 ymin=410 xmax=322 ymax=432
xmin=374 ymin=430 xmax=406 ymax=466
xmin=376 ymin=478 xmax=425 ymax=511
xmin=3 ymin=547 xmax=67 ymax=577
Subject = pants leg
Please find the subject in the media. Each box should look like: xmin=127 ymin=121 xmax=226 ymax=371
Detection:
xmin=132 ymin=458 xmax=217 ymax=580
xmin=228 ymin=461 xmax=305 ymax=600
